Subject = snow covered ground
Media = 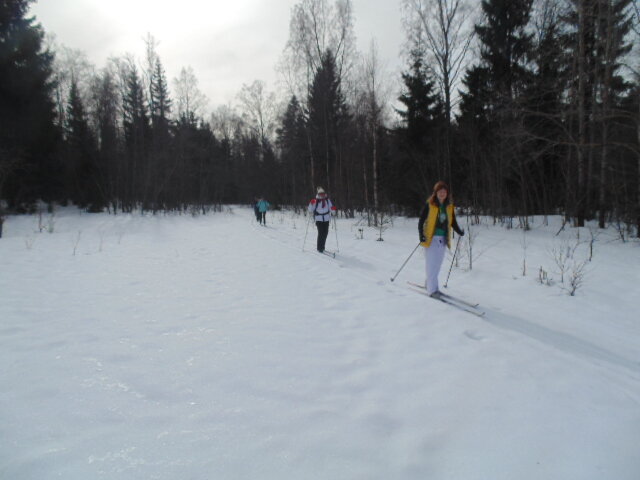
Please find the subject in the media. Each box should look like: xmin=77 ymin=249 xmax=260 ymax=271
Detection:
xmin=1 ymin=206 xmax=639 ymax=480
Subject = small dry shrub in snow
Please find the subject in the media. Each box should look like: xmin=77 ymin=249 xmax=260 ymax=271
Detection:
xmin=458 ymin=219 xmax=479 ymax=271
xmin=521 ymin=229 xmax=528 ymax=277
xmin=24 ymin=236 xmax=36 ymax=250
xmin=545 ymin=234 xmax=590 ymax=296
xmin=548 ymin=240 xmax=579 ymax=284
xmin=538 ymin=266 xmax=553 ymax=286
xmin=72 ymin=230 xmax=82 ymax=256
xmin=567 ymin=259 xmax=589 ymax=296
xmin=376 ymin=213 xmax=392 ymax=241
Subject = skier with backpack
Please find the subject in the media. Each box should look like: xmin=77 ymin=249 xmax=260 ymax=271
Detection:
xmin=253 ymin=198 xmax=261 ymax=222
xmin=308 ymin=187 xmax=336 ymax=253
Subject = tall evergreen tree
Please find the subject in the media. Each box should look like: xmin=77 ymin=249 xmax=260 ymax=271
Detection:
xmin=277 ymin=95 xmax=308 ymax=205
xmin=122 ymin=63 xmax=150 ymax=211
xmin=149 ymin=59 xmax=172 ymax=132
xmin=393 ymin=49 xmax=443 ymax=210
xmin=396 ymin=50 xmax=442 ymax=150
xmin=64 ymin=77 xmax=102 ymax=210
xmin=148 ymin=57 xmax=173 ymax=211
xmin=0 ymin=0 xmax=59 ymax=216
xmin=465 ymin=0 xmax=535 ymax=218
xmin=93 ymin=69 xmax=120 ymax=212
xmin=476 ymin=0 xmax=534 ymax=102
xmin=563 ymin=0 xmax=634 ymax=226
xmin=456 ymin=66 xmax=494 ymax=211
xmin=307 ymin=49 xmax=348 ymax=195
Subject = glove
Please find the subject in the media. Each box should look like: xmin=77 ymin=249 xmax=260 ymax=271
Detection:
xmin=419 ymin=235 xmax=426 ymax=242
xmin=458 ymin=229 xmax=465 ymax=237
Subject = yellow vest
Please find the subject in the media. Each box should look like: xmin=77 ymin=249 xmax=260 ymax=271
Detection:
xmin=420 ymin=202 xmax=454 ymax=248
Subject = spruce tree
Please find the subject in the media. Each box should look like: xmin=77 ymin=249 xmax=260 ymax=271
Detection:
xmin=456 ymin=66 xmax=493 ymax=210
xmin=148 ymin=58 xmax=173 ymax=211
xmin=307 ymin=49 xmax=348 ymax=193
xmin=563 ymin=0 xmax=634 ymax=225
xmin=463 ymin=0 xmax=535 ymax=217
xmin=276 ymin=95 xmax=308 ymax=204
xmin=150 ymin=59 xmax=172 ymax=132
xmin=122 ymin=64 xmax=150 ymax=210
xmin=392 ymin=49 xmax=443 ymax=210
xmin=94 ymin=69 xmax=119 ymax=211
xmin=475 ymin=0 xmax=534 ymax=103
xmin=0 ymin=0 xmax=59 ymax=214
xmin=64 ymin=78 xmax=101 ymax=210
xmin=396 ymin=49 xmax=442 ymax=152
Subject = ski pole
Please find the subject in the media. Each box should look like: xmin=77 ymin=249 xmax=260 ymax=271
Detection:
xmin=332 ymin=214 xmax=339 ymax=252
xmin=302 ymin=213 xmax=312 ymax=251
xmin=390 ymin=243 xmax=421 ymax=282
xmin=443 ymin=235 xmax=462 ymax=288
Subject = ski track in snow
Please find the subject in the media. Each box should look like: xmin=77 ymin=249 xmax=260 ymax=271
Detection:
xmin=252 ymin=211 xmax=640 ymax=377
xmin=1 ymin=206 xmax=639 ymax=479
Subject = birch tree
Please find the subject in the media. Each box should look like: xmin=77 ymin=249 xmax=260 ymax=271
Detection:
xmin=401 ymin=0 xmax=474 ymax=178
xmin=237 ymin=80 xmax=277 ymax=158
xmin=357 ymin=40 xmax=391 ymax=217
xmin=173 ymin=66 xmax=208 ymax=123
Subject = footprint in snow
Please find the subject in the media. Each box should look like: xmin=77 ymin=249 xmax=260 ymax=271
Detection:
xmin=464 ymin=330 xmax=485 ymax=341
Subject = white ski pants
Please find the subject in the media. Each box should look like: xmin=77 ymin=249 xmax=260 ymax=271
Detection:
xmin=423 ymin=235 xmax=447 ymax=295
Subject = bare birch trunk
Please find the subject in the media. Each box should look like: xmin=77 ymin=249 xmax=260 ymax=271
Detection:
xmin=577 ymin=0 xmax=587 ymax=227
xmin=372 ymin=120 xmax=379 ymax=214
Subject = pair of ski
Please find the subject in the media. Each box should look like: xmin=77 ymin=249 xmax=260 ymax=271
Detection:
xmin=407 ymin=282 xmax=485 ymax=317
xmin=305 ymin=249 xmax=337 ymax=258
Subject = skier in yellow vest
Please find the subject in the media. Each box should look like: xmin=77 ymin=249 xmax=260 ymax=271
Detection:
xmin=418 ymin=181 xmax=464 ymax=297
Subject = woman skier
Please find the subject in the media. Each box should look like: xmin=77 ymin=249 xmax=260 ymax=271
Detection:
xmin=418 ymin=181 xmax=464 ymax=296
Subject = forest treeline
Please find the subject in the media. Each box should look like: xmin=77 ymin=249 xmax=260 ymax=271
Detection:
xmin=1 ymin=0 xmax=639 ymax=237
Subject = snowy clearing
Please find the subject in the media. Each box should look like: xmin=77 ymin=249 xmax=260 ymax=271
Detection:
xmin=1 ymin=206 xmax=639 ymax=480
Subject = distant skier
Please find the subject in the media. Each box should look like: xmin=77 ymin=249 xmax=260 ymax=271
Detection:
xmin=253 ymin=198 xmax=261 ymax=222
xmin=257 ymin=197 xmax=270 ymax=225
xmin=308 ymin=187 xmax=336 ymax=253
xmin=418 ymin=181 xmax=464 ymax=297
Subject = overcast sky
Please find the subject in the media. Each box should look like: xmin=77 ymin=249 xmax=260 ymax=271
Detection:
xmin=29 ymin=0 xmax=406 ymax=111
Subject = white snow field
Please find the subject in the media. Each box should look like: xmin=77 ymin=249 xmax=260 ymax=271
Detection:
xmin=1 ymin=206 xmax=639 ymax=480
